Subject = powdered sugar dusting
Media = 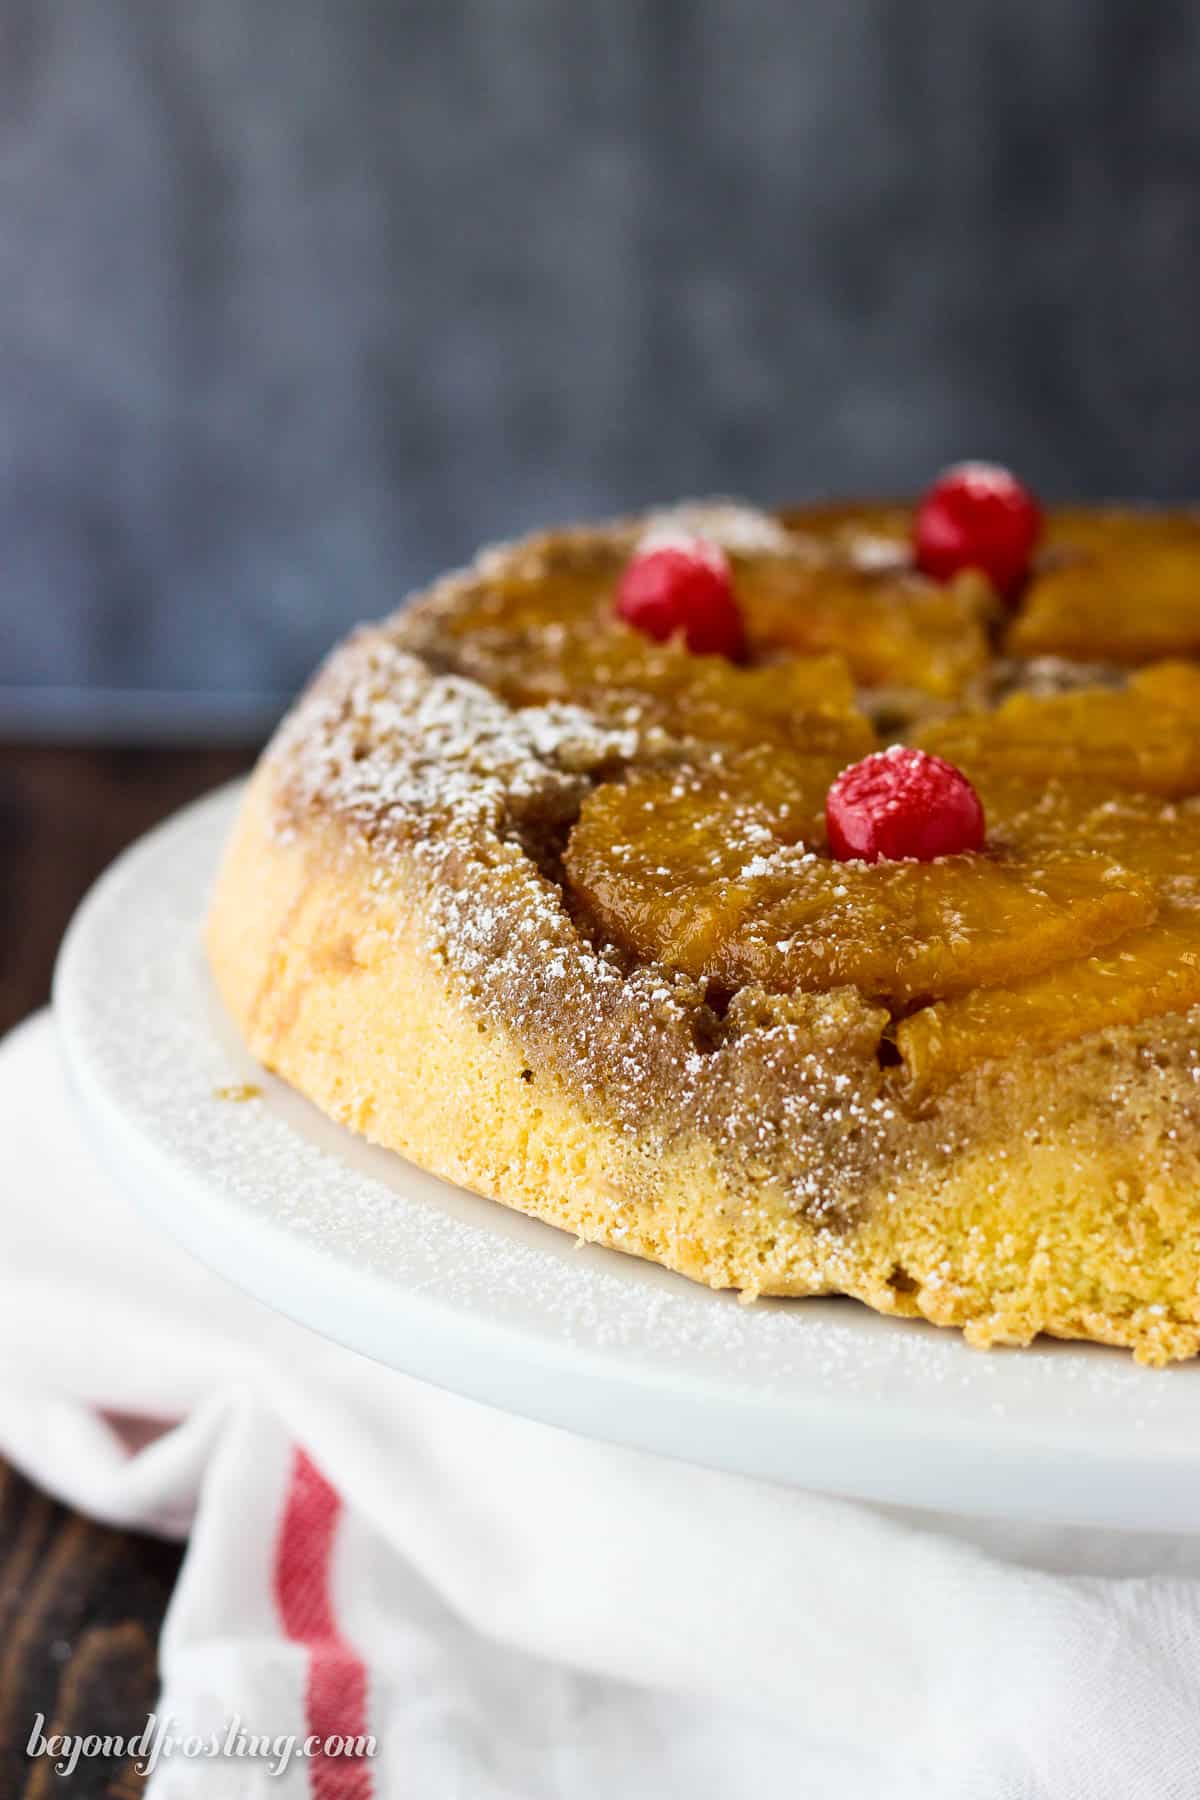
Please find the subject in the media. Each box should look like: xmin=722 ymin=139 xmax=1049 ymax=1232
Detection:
xmin=638 ymin=499 xmax=795 ymax=556
xmin=275 ymin=629 xmax=638 ymax=843
xmin=265 ymin=606 xmax=904 ymax=1235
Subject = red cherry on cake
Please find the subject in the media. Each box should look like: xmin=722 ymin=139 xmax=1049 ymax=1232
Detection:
xmin=914 ymin=462 xmax=1043 ymax=596
xmin=615 ymin=540 xmax=745 ymax=659
xmin=826 ymin=747 xmax=986 ymax=863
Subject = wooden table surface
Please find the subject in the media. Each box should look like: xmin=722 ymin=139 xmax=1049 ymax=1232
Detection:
xmin=0 ymin=744 xmax=256 ymax=1798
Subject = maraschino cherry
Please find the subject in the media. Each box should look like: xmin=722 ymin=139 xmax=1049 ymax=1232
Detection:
xmin=615 ymin=539 xmax=745 ymax=659
xmin=914 ymin=462 xmax=1042 ymax=597
xmin=826 ymin=747 xmax=986 ymax=863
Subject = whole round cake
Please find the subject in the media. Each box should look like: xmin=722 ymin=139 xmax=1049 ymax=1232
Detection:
xmin=207 ymin=470 xmax=1200 ymax=1364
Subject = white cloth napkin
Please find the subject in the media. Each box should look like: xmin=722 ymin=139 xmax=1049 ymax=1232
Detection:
xmin=5 ymin=1009 xmax=1200 ymax=1799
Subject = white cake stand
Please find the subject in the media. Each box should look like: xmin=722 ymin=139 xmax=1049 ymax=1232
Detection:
xmin=54 ymin=782 xmax=1200 ymax=1531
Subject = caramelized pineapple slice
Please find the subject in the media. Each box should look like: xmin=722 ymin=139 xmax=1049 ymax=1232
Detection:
xmin=919 ymin=664 xmax=1200 ymax=796
xmin=776 ymin=503 xmax=1200 ymax=673
xmin=565 ymin=757 xmax=844 ymax=971
xmin=1010 ymin=510 xmax=1200 ymax=663
xmin=717 ymin=853 xmax=1154 ymax=1007
xmin=1040 ymin=507 xmax=1200 ymax=550
xmin=980 ymin=777 xmax=1200 ymax=874
xmin=898 ymin=904 xmax=1200 ymax=1098
xmin=768 ymin=502 xmax=1200 ymax=678
xmin=566 ymin=763 xmax=1156 ymax=1007
xmin=543 ymin=638 xmax=872 ymax=758
xmin=430 ymin=516 xmax=991 ymax=714
xmin=1016 ymin=506 xmax=1200 ymax=652
xmin=430 ymin=541 xmax=876 ymax=756
xmin=738 ymin=557 xmax=992 ymax=700
xmin=895 ymin=791 xmax=1200 ymax=1092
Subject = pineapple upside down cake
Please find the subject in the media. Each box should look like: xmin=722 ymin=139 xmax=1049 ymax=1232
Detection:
xmin=207 ymin=466 xmax=1200 ymax=1364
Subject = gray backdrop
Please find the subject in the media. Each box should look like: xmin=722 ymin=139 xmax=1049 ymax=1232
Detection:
xmin=2 ymin=0 xmax=1199 ymax=733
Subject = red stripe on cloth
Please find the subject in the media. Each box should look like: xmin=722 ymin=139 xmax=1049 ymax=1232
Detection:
xmin=274 ymin=1447 xmax=373 ymax=1800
